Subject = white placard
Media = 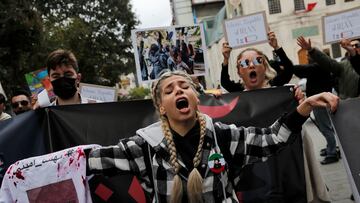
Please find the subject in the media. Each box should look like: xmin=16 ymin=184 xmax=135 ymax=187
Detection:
xmin=223 ymin=11 xmax=268 ymax=49
xmin=322 ymin=7 xmax=360 ymax=44
xmin=79 ymin=83 xmax=117 ymax=103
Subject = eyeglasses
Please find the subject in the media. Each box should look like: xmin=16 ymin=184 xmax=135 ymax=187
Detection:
xmin=352 ymin=43 xmax=360 ymax=48
xmin=238 ymin=56 xmax=264 ymax=68
xmin=11 ymin=100 xmax=29 ymax=108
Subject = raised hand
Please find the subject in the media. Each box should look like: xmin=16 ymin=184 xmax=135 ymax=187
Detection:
xmin=222 ymin=41 xmax=232 ymax=65
xmin=297 ymin=92 xmax=339 ymax=117
xmin=268 ymin=31 xmax=280 ymax=50
xmin=297 ymin=36 xmax=312 ymax=51
xmin=340 ymin=38 xmax=356 ymax=56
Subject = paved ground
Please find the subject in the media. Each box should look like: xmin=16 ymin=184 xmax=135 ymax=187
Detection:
xmin=304 ymin=118 xmax=354 ymax=203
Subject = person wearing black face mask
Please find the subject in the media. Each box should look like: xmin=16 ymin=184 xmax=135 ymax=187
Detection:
xmin=46 ymin=49 xmax=83 ymax=106
xmin=11 ymin=89 xmax=32 ymax=115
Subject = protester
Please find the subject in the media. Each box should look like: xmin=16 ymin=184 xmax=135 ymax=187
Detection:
xmin=88 ymin=70 xmax=338 ymax=202
xmin=0 ymin=93 xmax=11 ymax=121
xmin=10 ymin=89 xmax=32 ymax=115
xmin=46 ymin=49 xmax=82 ymax=106
xmin=297 ymin=36 xmax=360 ymax=99
xmin=293 ymin=51 xmax=339 ymax=164
xmin=220 ymin=31 xmax=294 ymax=92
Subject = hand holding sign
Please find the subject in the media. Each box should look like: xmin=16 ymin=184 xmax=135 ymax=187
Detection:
xmin=322 ymin=7 xmax=360 ymax=44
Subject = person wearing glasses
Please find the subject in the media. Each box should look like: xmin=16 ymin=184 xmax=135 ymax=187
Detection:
xmin=10 ymin=89 xmax=32 ymax=115
xmin=220 ymin=31 xmax=294 ymax=92
xmin=0 ymin=93 xmax=11 ymax=121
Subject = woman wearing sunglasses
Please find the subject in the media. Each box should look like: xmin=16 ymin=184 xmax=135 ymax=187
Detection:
xmin=221 ymin=31 xmax=294 ymax=92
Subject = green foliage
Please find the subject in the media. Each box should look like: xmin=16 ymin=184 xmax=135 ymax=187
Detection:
xmin=127 ymin=87 xmax=151 ymax=100
xmin=0 ymin=0 xmax=138 ymax=96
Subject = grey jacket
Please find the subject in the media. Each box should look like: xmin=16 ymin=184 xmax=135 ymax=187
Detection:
xmin=308 ymin=48 xmax=359 ymax=99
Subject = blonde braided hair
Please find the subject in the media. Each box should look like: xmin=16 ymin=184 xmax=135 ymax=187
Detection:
xmin=152 ymin=71 xmax=207 ymax=203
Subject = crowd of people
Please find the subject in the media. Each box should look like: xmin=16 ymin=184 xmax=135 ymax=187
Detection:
xmin=0 ymin=28 xmax=360 ymax=202
xmin=139 ymin=31 xmax=199 ymax=81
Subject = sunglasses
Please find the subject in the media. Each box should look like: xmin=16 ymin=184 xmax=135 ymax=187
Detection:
xmin=238 ymin=56 xmax=264 ymax=68
xmin=11 ymin=100 xmax=29 ymax=108
xmin=352 ymin=43 xmax=360 ymax=48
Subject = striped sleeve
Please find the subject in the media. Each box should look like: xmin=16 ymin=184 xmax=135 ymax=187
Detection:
xmin=88 ymin=135 xmax=146 ymax=176
xmin=215 ymin=110 xmax=308 ymax=164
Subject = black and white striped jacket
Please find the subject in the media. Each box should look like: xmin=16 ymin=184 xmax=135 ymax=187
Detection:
xmin=89 ymin=111 xmax=306 ymax=202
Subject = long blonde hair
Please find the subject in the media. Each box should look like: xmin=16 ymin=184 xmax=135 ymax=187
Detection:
xmin=151 ymin=70 xmax=206 ymax=203
xmin=236 ymin=48 xmax=277 ymax=87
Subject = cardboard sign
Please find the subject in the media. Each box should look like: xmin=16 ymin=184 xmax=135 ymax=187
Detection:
xmin=223 ymin=11 xmax=268 ymax=48
xmin=322 ymin=7 xmax=360 ymax=44
xmin=79 ymin=83 xmax=117 ymax=103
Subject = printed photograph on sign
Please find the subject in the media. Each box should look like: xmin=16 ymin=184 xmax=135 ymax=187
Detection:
xmin=132 ymin=25 xmax=207 ymax=84
xmin=322 ymin=7 xmax=360 ymax=44
xmin=223 ymin=11 xmax=268 ymax=49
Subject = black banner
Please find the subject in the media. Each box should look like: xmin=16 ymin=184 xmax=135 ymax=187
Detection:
xmin=331 ymin=98 xmax=360 ymax=203
xmin=0 ymin=86 xmax=306 ymax=202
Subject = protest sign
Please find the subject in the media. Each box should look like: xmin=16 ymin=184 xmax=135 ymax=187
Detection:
xmin=131 ymin=25 xmax=208 ymax=84
xmin=224 ymin=11 xmax=268 ymax=48
xmin=79 ymin=83 xmax=117 ymax=103
xmin=322 ymin=7 xmax=360 ymax=44
xmin=25 ymin=68 xmax=55 ymax=106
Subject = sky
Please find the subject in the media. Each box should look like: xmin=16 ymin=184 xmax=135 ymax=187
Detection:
xmin=131 ymin=0 xmax=172 ymax=29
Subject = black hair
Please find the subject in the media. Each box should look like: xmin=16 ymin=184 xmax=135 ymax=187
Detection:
xmin=0 ymin=93 xmax=6 ymax=104
xmin=12 ymin=89 xmax=31 ymax=100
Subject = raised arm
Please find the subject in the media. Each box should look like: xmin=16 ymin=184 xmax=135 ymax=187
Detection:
xmin=215 ymin=92 xmax=338 ymax=165
xmin=340 ymin=38 xmax=360 ymax=75
xmin=297 ymin=36 xmax=343 ymax=76
xmin=220 ymin=41 xmax=244 ymax=92
xmin=268 ymin=32 xmax=294 ymax=86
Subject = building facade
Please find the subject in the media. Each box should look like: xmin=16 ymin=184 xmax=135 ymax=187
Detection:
xmin=171 ymin=0 xmax=359 ymax=88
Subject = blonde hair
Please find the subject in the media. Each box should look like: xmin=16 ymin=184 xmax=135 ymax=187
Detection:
xmin=151 ymin=70 xmax=198 ymax=111
xmin=236 ymin=48 xmax=277 ymax=86
xmin=152 ymin=70 xmax=206 ymax=203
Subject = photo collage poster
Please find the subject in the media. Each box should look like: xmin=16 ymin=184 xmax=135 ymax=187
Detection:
xmin=132 ymin=25 xmax=208 ymax=87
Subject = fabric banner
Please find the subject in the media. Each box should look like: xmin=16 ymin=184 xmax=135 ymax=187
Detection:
xmin=331 ymin=98 xmax=360 ymax=203
xmin=0 ymin=110 xmax=47 ymax=184
xmin=0 ymin=86 xmax=306 ymax=202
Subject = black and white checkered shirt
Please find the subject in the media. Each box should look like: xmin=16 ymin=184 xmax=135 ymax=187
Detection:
xmin=89 ymin=111 xmax=306 ymax=202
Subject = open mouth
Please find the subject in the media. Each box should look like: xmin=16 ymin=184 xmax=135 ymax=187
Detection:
xmin=176 ymin=98 xmax=189 ymax=110
xmin=249 ymin=71 xmax=257 ymax=79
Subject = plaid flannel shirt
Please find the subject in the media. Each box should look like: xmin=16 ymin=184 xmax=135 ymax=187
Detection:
xmin=89 ymin=110 xmax=306 ymax=203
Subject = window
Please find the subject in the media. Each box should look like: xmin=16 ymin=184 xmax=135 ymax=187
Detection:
xmin=268 ymin=0 xmax=281 ymax=14
xmin=345 ymin=0 xmax=354 ymax=2
xmin=294 ymin=0 xmax=305 ymax=11
xmin=326 ymin=0 xmax=336 ymax=5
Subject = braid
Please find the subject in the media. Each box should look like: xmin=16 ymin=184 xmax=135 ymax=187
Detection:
xmin=187 ymin=112 xmax=206 ymax=203
xmin=161 ymin=116 xmax=183 ymax=203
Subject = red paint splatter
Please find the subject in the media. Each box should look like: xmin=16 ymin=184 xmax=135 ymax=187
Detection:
xmin=6 ymin=165 xmax=13 ymax=174
xmin=69 ymin=158 xmax=74 ymax=166
xmin=77 ymin=148 xmax=85 ymax=160
xmin=13 ymin=182 xmax=17 ymax=187
xmin=14 ymin=169 xmax=25 ymax=180
xmin=81 ymin=175 xmax=86 ymax=186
